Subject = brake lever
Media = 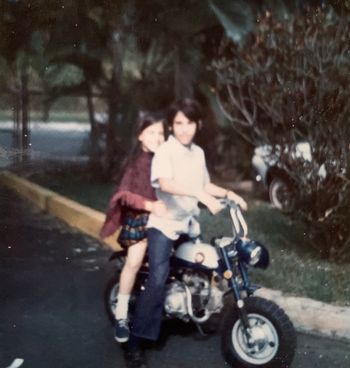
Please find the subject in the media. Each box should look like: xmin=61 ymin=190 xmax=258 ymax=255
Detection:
xmin=228 ymin=201 xmax=248 ymax=238
xmin=219 ymin=198 xmax=240 ymax=210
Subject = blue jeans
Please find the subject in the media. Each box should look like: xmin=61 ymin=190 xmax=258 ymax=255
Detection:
xmin=130 ymin=228 xmax=174 ymax=341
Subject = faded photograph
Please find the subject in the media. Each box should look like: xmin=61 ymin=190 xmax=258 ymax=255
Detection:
xmin=1 ymin=1 xmax=349 ymax=368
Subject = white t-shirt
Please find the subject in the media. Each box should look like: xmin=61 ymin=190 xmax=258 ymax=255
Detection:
xmin=147 ymin=135 xmax=210 ymax=239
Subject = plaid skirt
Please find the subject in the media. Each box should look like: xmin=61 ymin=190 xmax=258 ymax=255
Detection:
xmin=118 ymin=210 xmax=149 ymax=248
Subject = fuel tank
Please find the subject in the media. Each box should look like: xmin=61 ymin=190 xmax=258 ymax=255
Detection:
xmin=174 ymin=241 xmax=219 ymax=269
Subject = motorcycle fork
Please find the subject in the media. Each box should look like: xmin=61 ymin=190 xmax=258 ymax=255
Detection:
xmin=228 ymin=276 xmax=251 ymax=331
xmin=219 ymin=248 xmax=251 ymax=331
xmin=220 ymin=248 xmax=250 ymax=339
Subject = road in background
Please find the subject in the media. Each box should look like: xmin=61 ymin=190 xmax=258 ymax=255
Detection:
xmin=0 ymin=122 xmax=90 ymax=168
xmin=0 ymin=186 xmax=349 ymax=368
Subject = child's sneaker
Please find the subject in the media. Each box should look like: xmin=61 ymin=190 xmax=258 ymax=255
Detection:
xmin=115 ymin=319 xmax=130 ymax=343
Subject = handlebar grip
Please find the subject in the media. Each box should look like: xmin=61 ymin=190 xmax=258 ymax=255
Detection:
xmin=218 ymin=198 xmax=240 ymax=210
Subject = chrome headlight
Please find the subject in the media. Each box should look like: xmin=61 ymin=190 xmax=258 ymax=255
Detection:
xmin=213 ymin=237 xmax=236 ymax=257
xmin=214 ymin=237 xmax=234 ymax=248
xmin=236 ymin=239 xmax=269 ymax=269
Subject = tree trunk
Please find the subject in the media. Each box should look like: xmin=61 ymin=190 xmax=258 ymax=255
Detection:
xmin=104 ymin=29 xmax=124 ymax=176
xmin=174 ymin=45 xmax=194 ymax=99
xmin=20 ymin=70 xmax=30 ymax=163
xmin=105 ymin=69 xmax=120 ymax=175
xmin=86 ymin=79 xmax=100 ymax=166
xmin=12 ymin=91 xmax=21 ymax=165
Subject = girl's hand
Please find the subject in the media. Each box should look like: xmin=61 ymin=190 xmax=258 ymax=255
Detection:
xmin=152 ymin=200 xmax=167 ymax=217
xmin=227 ymin=191 xmax=248 ymax=211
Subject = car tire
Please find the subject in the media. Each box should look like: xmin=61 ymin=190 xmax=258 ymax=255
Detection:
xmin=269 ymin=177 xmax=291 ymax=210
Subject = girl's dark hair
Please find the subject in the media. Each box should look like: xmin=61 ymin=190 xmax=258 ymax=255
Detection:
xmin=117 ymin=110 xmax=165 ymax=183
xmin=167 ymin=98 xmax=202 ymax=129
xmin=135 ymin=110 xmax=166 ymax=137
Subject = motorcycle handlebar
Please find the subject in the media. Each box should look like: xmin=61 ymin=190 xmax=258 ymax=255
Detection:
xmin=217 ymin=199 xmax=248 ymax=238
xmin=218 ymin=198 xmax=241 ymax=210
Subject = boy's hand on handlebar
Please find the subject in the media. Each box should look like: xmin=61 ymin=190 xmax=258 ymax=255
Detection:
xmin=197 ymin=191 xmax=223 ymax=215
xmin=227 ymin=191 xmax=248 ymax=211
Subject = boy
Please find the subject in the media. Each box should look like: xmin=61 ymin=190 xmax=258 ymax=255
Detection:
xmin=125 ymin=99 xmax=247 ymax=368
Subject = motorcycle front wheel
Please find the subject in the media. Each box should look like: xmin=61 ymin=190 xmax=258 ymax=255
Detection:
xmin=221 ymin=296 xmax=296 ymax=368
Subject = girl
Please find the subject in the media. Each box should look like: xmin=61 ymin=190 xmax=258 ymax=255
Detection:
xmin=100 ymin=111 xmax=166 ymax=343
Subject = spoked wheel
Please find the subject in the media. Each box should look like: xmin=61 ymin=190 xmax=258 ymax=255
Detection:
xmin=222 ymin=297 xmax=296 ymax=368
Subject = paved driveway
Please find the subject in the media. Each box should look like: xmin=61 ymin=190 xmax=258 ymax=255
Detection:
xmin=0 ymin=186 xmax=349 ymax=368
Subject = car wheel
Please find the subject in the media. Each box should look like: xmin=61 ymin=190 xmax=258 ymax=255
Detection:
xmin=269 ymin=177 xmax=291 ymax=210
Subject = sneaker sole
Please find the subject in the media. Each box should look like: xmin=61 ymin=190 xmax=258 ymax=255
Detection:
xmin=114 ymin=335 xmax=129 ymax=343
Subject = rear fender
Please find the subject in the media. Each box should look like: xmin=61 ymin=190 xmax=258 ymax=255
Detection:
xmin=108 ymin=249 xmax=127 ymax=261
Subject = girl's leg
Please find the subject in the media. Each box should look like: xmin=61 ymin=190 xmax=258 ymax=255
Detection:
xmin=115 ymin=239 xmax=147 ymax=320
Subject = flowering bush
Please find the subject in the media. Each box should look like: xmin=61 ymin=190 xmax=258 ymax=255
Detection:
xmin=213 ymin=6 xmax=350 ymax=262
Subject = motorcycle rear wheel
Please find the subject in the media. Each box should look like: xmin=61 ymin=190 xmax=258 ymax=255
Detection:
xmin=104 ymin=274 xmax=139 ymax=324
xmin=104 ymin=276 xmax=119 ymax=323
xmin=221 ymin=296 xmax=296 ymax=368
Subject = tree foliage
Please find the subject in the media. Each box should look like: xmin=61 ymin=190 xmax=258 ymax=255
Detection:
xmin=213 ymin=6 xmax=350 ymax=262
xmin=2 ymin=0 xmax=346 ymax=179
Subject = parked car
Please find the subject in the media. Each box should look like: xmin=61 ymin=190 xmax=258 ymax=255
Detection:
xmin=252 ymin=142 xmax=321 ymax=209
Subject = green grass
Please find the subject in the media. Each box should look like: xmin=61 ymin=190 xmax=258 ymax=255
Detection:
xmin=28 ymin=171 xmax=114 ymax=212
xmin=26 ymin=168 xmax=350 ymax=307
xmin=0 ymin=110 xmax=88 ymax=123
xmin=200 ymin=204 xmax=350 ymax=306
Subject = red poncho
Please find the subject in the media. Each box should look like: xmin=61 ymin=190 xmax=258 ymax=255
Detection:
xmin=100 ymin=151 xmax=156 ymax=238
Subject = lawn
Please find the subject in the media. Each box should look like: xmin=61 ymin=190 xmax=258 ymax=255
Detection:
xmin=27 ymin=167 xmax=350 ymax=307
xmin=0 ymin=110 xmax=88 ymax=123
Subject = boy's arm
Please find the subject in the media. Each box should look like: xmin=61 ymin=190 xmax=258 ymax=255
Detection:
xmin=158 ymin=178 xmax=223 ymax=214
xmin=152 ymin=145 xmax=200 ymax=197
xmin=204 ymin=182 xmax=248 ymax=210
xmin=158 ymin=177 xmax=198 ymax=197
xmin=153 ymin=146 xmax=225 ymax=214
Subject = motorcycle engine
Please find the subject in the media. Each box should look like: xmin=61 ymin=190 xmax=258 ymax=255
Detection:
xmin=164 ymin=271 xmax=224 ymax=321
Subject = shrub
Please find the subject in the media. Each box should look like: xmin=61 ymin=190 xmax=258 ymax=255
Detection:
xmin=212 ymin=6 xmax=350 ymax=262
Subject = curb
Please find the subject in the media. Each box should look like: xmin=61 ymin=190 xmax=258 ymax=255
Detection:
xmin=255 ymin=288 xmax=350 ymax=341
xmin=1 ymin=170 xmax=350 ymax=341
xmin=0 ymin=170 xmax=119 ymax=251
